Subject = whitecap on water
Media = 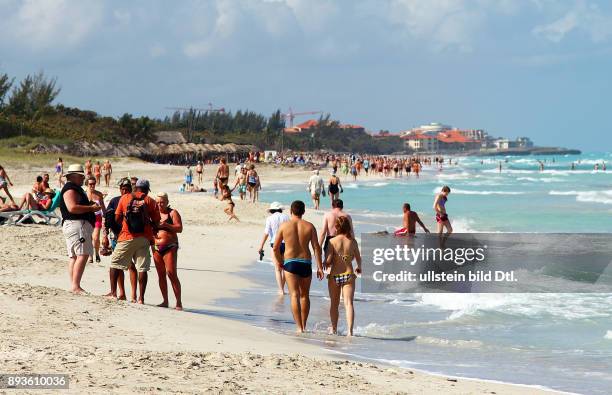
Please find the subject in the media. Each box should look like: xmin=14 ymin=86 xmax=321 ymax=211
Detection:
xmin=549 ymin=190 xmax=612 ymax=205
xmin=432 ymin=187 xmax=525 ymax=195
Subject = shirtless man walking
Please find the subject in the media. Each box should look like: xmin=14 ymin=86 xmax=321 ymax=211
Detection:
xmin=273 ymin=200 xmax=324 ymax=333
xmin=216 ymin=158 xmax=230 ymax=187
xmin=232 ymin=167 xmax=248 ymax=200
xmin=195 ymin=161 xmax=203 ymax=185
xmin=102 ymin=160 xmax=112 ymax=187
xmin=319 ymin=199 xmax=354 ymax=256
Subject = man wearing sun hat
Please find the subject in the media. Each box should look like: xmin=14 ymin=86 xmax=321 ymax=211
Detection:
xmin=257 ymin=201 xmax=290 ymax=295
xmin=307 ymin=169 xmax=324 ymax=210
xmin=59 ymin=164 xmax=100 ymax=294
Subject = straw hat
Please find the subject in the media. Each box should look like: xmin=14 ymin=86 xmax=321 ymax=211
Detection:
xmin=64 ymin=164 xmax=85 ymax=176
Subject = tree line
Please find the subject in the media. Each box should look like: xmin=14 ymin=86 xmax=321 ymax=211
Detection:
xmin=0 ymin=71 xmax=402 ymax=154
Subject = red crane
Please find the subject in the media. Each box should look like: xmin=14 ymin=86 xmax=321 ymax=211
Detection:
xmin=282 ymin=107 xmax=321 ymax=128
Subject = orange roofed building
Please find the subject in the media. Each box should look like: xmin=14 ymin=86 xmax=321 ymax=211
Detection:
xmin=284 ymin=119 xmax=365 ymax=134
xmin=401 ymin=129 xmax=482 ymax=152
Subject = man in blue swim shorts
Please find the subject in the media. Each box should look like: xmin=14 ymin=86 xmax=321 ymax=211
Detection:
xmin=273 ymin=200 xmax=324 ymax=333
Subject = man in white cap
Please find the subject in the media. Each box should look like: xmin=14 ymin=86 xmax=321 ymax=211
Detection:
xmin=258 ymin=201 xmax=290 ymax=295
xmin=59 ymin=164 xmax=101 ymax=294
xmin=110 ymin=178 xmax=160 ymax=304
xmin=307 ymin=169 xmax=325 ymax=210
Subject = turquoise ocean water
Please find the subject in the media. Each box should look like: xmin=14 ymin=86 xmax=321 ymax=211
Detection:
xmin=216 ymin=152 xmax=612 ymax=394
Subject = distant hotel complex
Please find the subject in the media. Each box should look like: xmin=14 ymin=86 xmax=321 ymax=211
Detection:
xmin=284 ymin=118 xmax=543 ymax=154
xmin=377 ymin=122 xmax=533 ymax=153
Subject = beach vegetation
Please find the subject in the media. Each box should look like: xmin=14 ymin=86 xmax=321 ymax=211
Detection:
xmin=0 ymin=71 xmax=402 ymax=154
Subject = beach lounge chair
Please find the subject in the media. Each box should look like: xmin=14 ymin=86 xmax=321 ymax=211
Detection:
xmin=3 ymin=192 xmax=62 ymax=226
xmin=0 ymin=209 xmax=29 ymax=226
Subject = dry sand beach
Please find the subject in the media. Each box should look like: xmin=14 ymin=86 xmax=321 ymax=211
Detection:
xmin=0 ymin=158 xmax=555 ymax=394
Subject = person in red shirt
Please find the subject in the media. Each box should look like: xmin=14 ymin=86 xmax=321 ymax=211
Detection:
xmin=109 ymin=179 xmax=160 ymax=304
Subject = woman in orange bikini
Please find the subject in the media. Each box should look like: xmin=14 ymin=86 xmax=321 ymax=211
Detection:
xmin=325 ymin=216 xmax=361 ymax=336
xmin=153 ymin=192 xmax=183 ymax=310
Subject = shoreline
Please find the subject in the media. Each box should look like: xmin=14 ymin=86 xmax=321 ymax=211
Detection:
xmin=0 ymin=157 xmax=560 ymax=393
xmin=214 ymin=258 xmax=571 ymax=395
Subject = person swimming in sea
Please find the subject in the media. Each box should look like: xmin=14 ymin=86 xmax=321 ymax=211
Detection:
xmin=433 ymin=185 xmax=452 ymax=236
xmin=325 ymin=216 xmax=361 ymax=336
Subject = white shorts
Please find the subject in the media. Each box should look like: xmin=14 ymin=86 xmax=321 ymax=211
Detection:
xmin=62 ymin=220 xmax=94 ymax=258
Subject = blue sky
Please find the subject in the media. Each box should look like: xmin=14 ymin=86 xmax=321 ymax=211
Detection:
xmin=1 ymin=0 xmax=611 ymax=151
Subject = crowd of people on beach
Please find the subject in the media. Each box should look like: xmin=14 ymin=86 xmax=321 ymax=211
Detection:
xmin=257 ymin=176 xmax=453 ymax=336
xmin=180 ymin=157 xmax=263 ymax=222
xmin=1 ymin=160 xmax=184 ymax=310
xmin=54 ymin=163 xmax=184 ymax=309
xmin=242 ymin=152 xmax=461 ymax=336
xmin=1 ymin=151 xmax=456 ymax=337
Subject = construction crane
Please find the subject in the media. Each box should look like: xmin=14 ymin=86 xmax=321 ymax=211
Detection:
xmin=165 ymin=103 xmax=225 ymax=114
xmin=165 ymin=104 xmax=225 ymax=142
xmin=281 ymin=107 xmax=321 ymax=128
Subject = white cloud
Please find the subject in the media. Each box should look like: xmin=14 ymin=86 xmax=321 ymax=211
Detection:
xmin=2 ymin=0 xmax=105 ymax=50
xmin=385 ymin=0 xmax=483 ymax=52
xmin=533 ymin=1 xmax=612 ymax=43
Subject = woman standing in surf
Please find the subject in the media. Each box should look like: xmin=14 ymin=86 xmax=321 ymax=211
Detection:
xmin=433 ymin=185 xmax=452 ymax=236
xmin=328 ymin=170 xmax=343 ymax=204
xmin=325 ymin=216 xmax=361 ymax=336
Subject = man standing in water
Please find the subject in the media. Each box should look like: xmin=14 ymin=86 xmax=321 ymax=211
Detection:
xmin=273 ymin=200 xmax=324 ymax=333
xmin=433 ymin=186 xmax=452 ymax=235
xmin=319 ymin=199 xmax=354 ymax=256
xmin=307 ymin=169 xmax=324 ymax=210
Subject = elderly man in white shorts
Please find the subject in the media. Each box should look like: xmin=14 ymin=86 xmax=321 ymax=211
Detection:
xmin=59 ymin=164 xmax=100 ymax=294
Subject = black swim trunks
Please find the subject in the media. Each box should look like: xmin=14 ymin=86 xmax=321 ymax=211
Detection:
xmin=283 ymin=258 xmax=312 ymax=278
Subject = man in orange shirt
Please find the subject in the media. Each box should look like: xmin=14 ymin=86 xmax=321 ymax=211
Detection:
xmin=109 ymin=179 xmax=160 ymax=304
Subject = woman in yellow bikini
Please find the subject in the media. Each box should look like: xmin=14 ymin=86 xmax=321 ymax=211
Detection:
xmin=325 ymin=216 xmax=361 ymax=336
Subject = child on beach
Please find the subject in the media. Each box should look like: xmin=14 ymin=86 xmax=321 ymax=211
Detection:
xmin=0 ymin=165 xmax=15 ymax=205
xmin=221 ymin=184 xmax=239 ymax=222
